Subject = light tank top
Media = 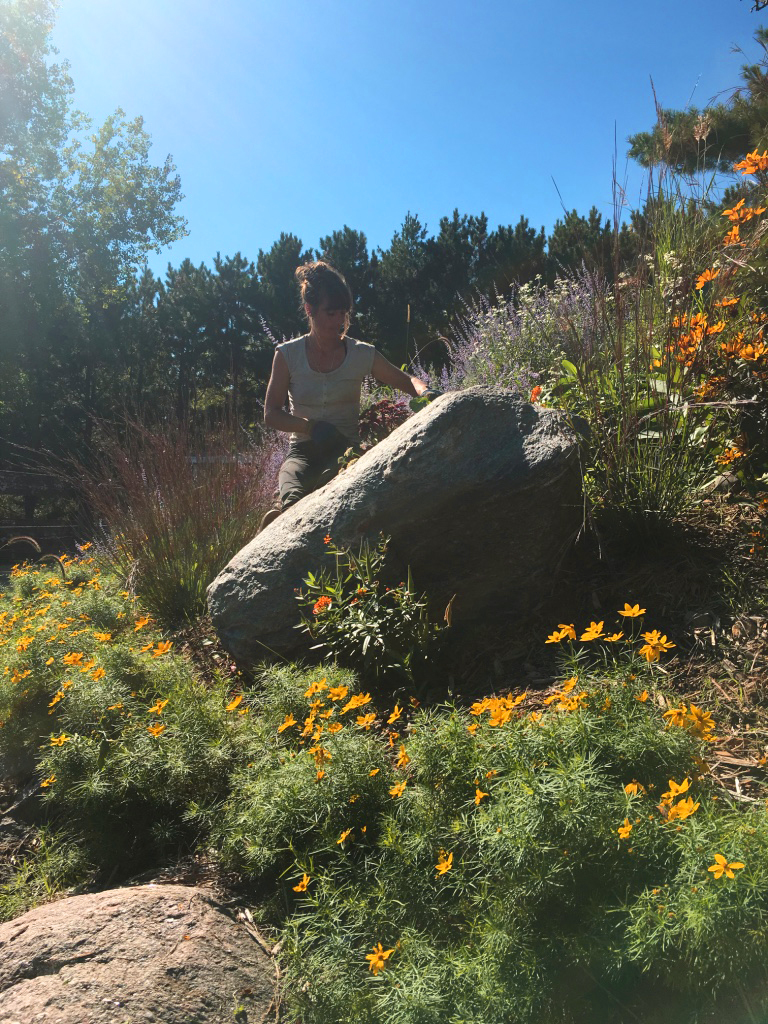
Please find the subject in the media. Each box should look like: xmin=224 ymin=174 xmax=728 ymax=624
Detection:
xmin=278 ymin=335 xmax=376 ymax=443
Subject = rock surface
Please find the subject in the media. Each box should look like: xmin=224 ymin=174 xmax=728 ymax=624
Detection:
xmin=208 ymin=387 xmax=585 ymax=661
xmin=0 ymin=884 xmax=275 ymax=1023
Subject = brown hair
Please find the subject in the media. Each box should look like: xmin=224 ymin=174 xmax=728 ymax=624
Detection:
xmin=295 ymin=260 xmax=352 ymax=316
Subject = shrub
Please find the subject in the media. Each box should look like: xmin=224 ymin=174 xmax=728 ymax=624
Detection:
xmin=208 ymin=666 xmax=768 ymax=1024
xmin=296 ymin=535 xmax=447 ymax=686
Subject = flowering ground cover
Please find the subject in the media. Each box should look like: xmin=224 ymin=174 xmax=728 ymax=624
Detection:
xmin=2 ymin=547 xmax=768 ymax=1023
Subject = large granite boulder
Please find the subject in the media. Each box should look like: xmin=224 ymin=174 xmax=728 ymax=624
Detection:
xmin=0 ymin=884 xmax=275 ymax=1023
xmin=208 ymin=387 xmax=584 ymax=661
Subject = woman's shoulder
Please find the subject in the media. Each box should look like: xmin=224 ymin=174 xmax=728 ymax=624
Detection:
xmin=346 ymin=337 xmax=376 ymax=371
xmin=276 ymin=335 xmax=307 ymax=369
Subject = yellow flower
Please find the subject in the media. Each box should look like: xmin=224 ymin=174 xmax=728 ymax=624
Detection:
xmin=396 ymin=744 xmax=410 ymax=769
xmin=624 ymin=781 xmax=644 ymax=796
xmin=467 ymin=722 xmax=479 ymax=735
xmin=661 ymin=777 xmax=690 ymax=802
xmin=635 ymin=690 xmax=649 ymax=702
xmin=667 ymin=796 xmax=700 ymax=821
xmin=90 ymin=667 xmax=105 ymax=681
xmin=474 ymin=787 xmax=489 ymax=805
xmin=708 ymin=854 xmax=745 ymax=879
xmin=147 ymin=723 xmax=166 ymax=737
xmin=580 ymin=621 xmax=605 ymax=642
xmin=16 ymin=635 xmax=34 ymax=651
xmin=618 ymin=603 xmax=646 ymax=618
xmin=387 ymin=704 xmax=403 ymax=724
xmin=134 ymin=615 xmax=151 ymax=631
xmin=663 ymin=704 xmax=688 ymax=728
xmin=278 ymin=713 xmax=297 ymax=733
xmin=48 ymin=690 xmax=66 ymax=708
xmin=687 ymin=704 xmax=715 ymax=737
xmin=604 ymin=632 xmax=624 ymax=642
xmin=148 ymin=698 xmax=169 ymax=714
xmin=304 ymin=678 xmax=327 ymax=697
xmin=337 ymin=828 xmax=353 ymax=844
xmin=93 ymin=632 xmax=112 ymax=642
xmin=546 ymin=629 xmax=565 ymax=643
xmin=152 ymin=641 xmax=173 ymax=657
xmin=40 ymin=774 xmax=56 ymax=788
xmin=50 ymin=733 xmax=69 ymax=746
xmin=435 ymin=849 xmax=454 ymax=875
xmin=365 ymin=942 xmax=395 ymax=975
xmin=62 ymin=651 xmax=84 ymax=665
xmin=341 ymin=692 xmax=372 ymax=714
xmin=328 ymin=722 xmax=343 ymax=734
xmin=45 ymin=657 xmax=54 ymax=666
xmin=293 ymin=872 xmax=310 ymax=892
xmin=557 ymin=624 xmax=576 ymax=640
xmin=328 ymin=685 xmax=349 ymax=701
xmin=389 ymin=780 xmax=407 ymax=798
xmin=356 ymin=712 xmax=377 ymax=730
xmin=618 ymin=818 xmax=633 ymax=839
xmin=369 ymin=768 xmax=380 ymax=776
xmin=225 ymin=694 xmax=244 ymax=712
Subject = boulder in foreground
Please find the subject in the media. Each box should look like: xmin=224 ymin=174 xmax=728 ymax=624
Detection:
xmin=0 ymin=884 xmax=274 ymax=1024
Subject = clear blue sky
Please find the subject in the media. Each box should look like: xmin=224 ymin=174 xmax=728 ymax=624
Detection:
xmin=51 ymin=0 xmax=764 ymax=277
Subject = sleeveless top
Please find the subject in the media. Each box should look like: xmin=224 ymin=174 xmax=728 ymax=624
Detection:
xmin=278 ymin=335 xmax=376 ymax=443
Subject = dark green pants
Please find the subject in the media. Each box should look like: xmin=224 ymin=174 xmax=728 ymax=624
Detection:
xmin=278 ymin=439 xmax=353 ymax=510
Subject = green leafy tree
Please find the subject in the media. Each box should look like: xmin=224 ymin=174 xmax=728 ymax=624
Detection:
xmin=628 ymin=27 xmax=768 ymax=174
xmin=256 ymin=232 xmax=312 ymax=342
xmin=0 ymin=0 xmax=186 ymax=458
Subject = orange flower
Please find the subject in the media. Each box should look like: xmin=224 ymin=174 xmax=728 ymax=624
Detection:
xmin=147 ymin=723 xmax=166 ymax=737
xmin=225 ymin=694 xmax=244 ymax=711
xmin=313 ymin=596 xmax=332 ymax=615
xmin=337 ymin=828 xmax=353 ymax=844
xmin=134 ymin=615 xmax=151 ymax=631
xmin=530 ymin=385 xmax=543 ymax=403
xmin=278 ymin=713 xmax=297 ymax=733
xmin=723 ymin=225 xmax=742 ymax=246
xmin=356 ymin=712 xmax=376 ymax=730
xmin=152 ymin=641 xmax=173 ymax=658
xmin=292 ymin=872 xmax=310 ymax=892
xmin=695 ymin=267 xmax=720 ymax=289
xmin=617 ymin=818 xmax=632 ymax=839
xmin=365 ymin=942 xmax=395 ymax=975
xmin=387 ymin=704 xmax=403 ymax=724
xmin=396 ymin=744 xmax=410 ymax=769
xmin=389 ymin=780 xmax=407 ymax=797
xmin=474 ymin=787 xmax=489 ymax=805
xmin=328 ymin=685 xmax=349 ymax=701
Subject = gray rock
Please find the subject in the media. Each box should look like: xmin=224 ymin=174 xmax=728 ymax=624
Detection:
xmin=0 ymin=884 xmax=275 ymax=1023
xmin=208 ymin=387 xmax=584 ymax=661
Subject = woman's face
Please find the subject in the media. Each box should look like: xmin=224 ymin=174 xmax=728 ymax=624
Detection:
xmin=307 ymin=299 xmax=350 ymax=344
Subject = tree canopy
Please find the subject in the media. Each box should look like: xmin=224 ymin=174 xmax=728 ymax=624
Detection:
xmin=628 ymin=27 xmax=768 ymax=174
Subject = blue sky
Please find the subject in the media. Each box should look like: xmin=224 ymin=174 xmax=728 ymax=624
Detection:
xmin=52 ymin=0 xmax=763 ymax=276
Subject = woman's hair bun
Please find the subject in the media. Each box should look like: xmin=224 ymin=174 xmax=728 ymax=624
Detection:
xmin=295 ymin=260 xmax=352 ymax=314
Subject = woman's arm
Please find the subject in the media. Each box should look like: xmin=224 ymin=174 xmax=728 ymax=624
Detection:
xmin=371 ymin=350 xmax=428 ymax=398
xmin=263 ymin=349 xmax=313 ymax=435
